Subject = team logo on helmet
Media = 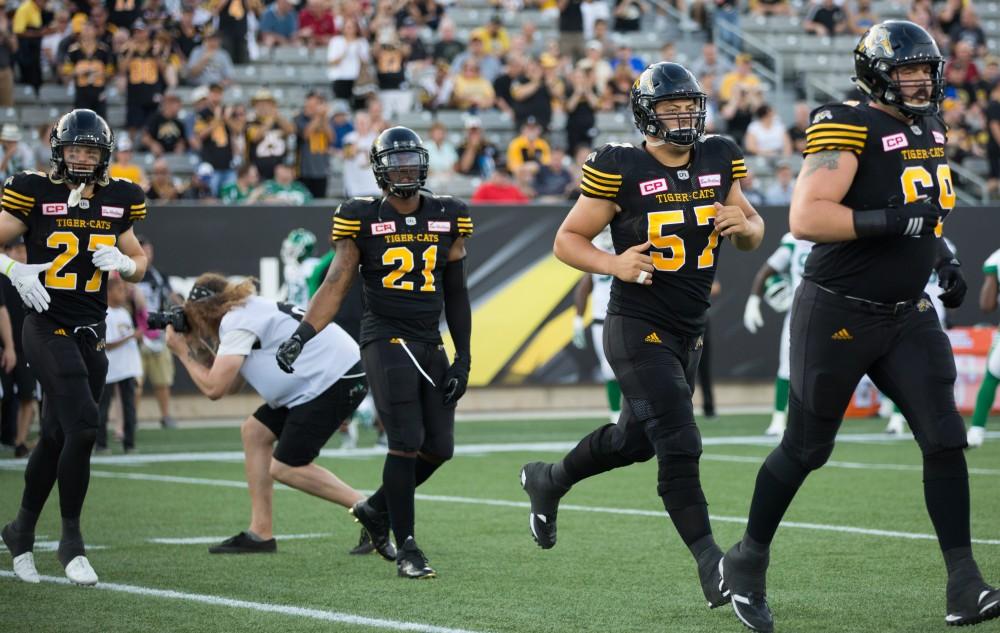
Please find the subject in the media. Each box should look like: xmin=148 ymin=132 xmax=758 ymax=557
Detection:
xmin=860 ymin=24 xmax=894 ymax=57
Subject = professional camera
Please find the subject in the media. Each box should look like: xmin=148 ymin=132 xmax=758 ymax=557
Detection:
xmin=146 ymin=306 xmax=189 ymax=333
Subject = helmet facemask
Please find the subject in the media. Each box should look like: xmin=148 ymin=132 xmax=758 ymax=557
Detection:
xmin=639 ymin=95 xmax=708 ymax=147
xmin=859 ymin=59 xmax=944 ymax=118
xmin=54 ymin=142 xmax=110 ymax=185
xmin=375 ymin=148 xmax=429 ymax=198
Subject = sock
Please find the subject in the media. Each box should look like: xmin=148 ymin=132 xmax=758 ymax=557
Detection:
xmin=552 ymin=424 xmax=631 ymax=488
xmin=366 ymin=456 xmax=442 ymax=514
xmin=746 ymin=463 xmax=802 ymax=546
xmin=246 ymin=530 xmax=268 ymax=542
xmin=11 ymin=507 xmax=39 ymax=534
xmin=688 ymin=533 xmax=720 ymax=563
xmin=971 ymin=371 xmax=999 ymax=429
xmin=944 ymin=546 xmax=983 ymax=585
xmin=924 ymin=450 xmax=971 ymax=552
xmin=58 ymin=516 xmax=84 ymax=566
xmin=56 ymin=429 xmax=97 ymax=520
xmin=382 ymin=454 xmax=416 ymax=547
xmin=773 ymin=377 xmax=789 ymax=412
xmin=605 ymin=380 xmax=622 ymax=415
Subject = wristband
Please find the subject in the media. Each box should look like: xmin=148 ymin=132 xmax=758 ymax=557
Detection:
xmin=293 ymin=321 xmax=317 ymax=343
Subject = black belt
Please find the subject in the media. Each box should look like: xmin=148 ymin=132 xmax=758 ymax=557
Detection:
xmin=814 ymin=283 xmax=917 ymax=316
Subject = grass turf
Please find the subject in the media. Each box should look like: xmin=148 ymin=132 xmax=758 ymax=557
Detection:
xmin=1 ymin=413 xmax=999 ymax=633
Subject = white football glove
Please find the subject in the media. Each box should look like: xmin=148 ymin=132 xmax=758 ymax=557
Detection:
xmin=571 ymin=315 xmax=587 ymax=349
xmin=91 ymin=244 xmax=136 ymax=277
xmin=743 ymin=294 xmax=764 ymax=334
xmin=0 ymin=256 xmax=53 ymax=313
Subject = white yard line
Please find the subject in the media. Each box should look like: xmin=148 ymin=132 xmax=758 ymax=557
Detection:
xmin=147 ymin=533 xmax=330 ymax=545
xmin=700 ymin=453 xmax=1000 ymax=476
xmin=73 ymin=470 xmax=1000 ymax=546
xmin=0 ymin=571 xmax=487 ymax=633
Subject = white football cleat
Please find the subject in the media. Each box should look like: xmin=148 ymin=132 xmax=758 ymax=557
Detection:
xmin=885 ymin=414 xmax=906 ymax=435
xmin=967 ymin=426 xmax=986 ymax=448
xmin=764 ymin=412 xmax=786 ymax=437
xmin=64 ymin=555 xmax=98 ymax=586
xmin=12 ymin=552 xmax=40 ymax=583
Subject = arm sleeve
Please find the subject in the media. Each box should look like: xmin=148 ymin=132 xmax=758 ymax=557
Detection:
xmin=983 ymin=249 xmax=1000 ymax=276
xmin=579 ymin=144 xmax=624 ymax=204
xmin=803 ymin=104 xmax=868 ymax=156
xmin=331 ymin=200 xmax=362 ymax=241
xmin=443 ymin=257 xmax=471 ymax=360
xmin=1 ymin=173 xmax=37 ymax=223
xmin=216 ymin=328 xmax=258 ymax=357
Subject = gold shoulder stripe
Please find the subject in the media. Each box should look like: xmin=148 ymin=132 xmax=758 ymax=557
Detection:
xmin=582 ymin=164 xmax=622 ymax=181
xmin=807 ymin=130 xmax=867 ymax=141
xmin=732 ymin=158 xmax=746 ymax=164
xmin=3 ymin=189 xmax=34 ymax=203
xmin=580 ymin=184 xmax=617 ymax=198
xmin=803 ymin=145 xmax=863 ymax=155
xmin=1 ymin=204 xmax=29 ymax=216
xmin=806 ymin=122 xmax=868 ymax=134
xmin=1 ymin=196 xmax=32 ymax=208
xmin=806 ymin=138 xmax=866 ymax=149
xmin=333 ymin=217 xmax=361 ymax=224
xmin=130 ymin=203 xmax=146 ymax=209
xmin=580 ymin=177 xmax=619 ymax=193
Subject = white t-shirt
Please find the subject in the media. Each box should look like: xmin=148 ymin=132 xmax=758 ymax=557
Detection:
xmin=746 ymin=118 xmax=788 ymax=155
xmin=218 ymin=296 xmax=361 ymax=408
xmin=326 ymin=36 xmax=370 ymax=81
xmin=105 ymin=307 xmax=143 ymax=383
xmin=580 ymin=0 xmax=611 ymax=40
xmin=766 ymin=232 xmax=814 ymax=292
xmin=342 ymin=130 xmax=381 ymax=197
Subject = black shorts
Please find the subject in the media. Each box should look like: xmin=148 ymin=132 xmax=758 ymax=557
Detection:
xmin=23 ymin=313 xmax=107 ymax=435
xmin=254 ymin=363 xmax=367 ymax=467
xmin=601 ymin=314 xmax=704 ymax=461
xmin=784 ymin=280 xmax=964 ymax=461
xmin=361 ymin=338 xmax=454 ymax=456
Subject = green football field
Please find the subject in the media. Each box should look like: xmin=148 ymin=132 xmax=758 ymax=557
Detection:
xmin=2 ymin=413 xmax=1000 ymax=633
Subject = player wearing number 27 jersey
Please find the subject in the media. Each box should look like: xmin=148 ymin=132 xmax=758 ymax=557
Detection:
xmin=520 ymin=62 xmax=764 ymax=611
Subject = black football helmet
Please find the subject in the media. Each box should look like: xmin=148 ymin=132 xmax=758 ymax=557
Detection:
xmin=630 ymin=62 xmax=707 ymax=147
xmin=853 ymin=20 xmax=944 ymax=118
xmin=50 ymin=109 xmax=115 ymax=184
xmin=370 ymin=126 xmax=429 ymax=198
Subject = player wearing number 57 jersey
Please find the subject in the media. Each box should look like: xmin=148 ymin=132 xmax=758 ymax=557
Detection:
xmin=722 ymin=22 xmax=997 ymax=633
xmin=275 ymin=126 xmax=472 ymax=580
xmin=0 ymin=109 xmax=148 ymax=588
xmin=520 ymin=62 xmax=764 ymax=609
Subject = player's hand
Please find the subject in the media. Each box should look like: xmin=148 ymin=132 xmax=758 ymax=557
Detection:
xmin=1 ymin=346 xmax=15 ymax=373
xmin=714 ymin=202 xmax=752 ymax=238
xmin=92 ymin=244 xmax=137 ymax=277
xmin=571 ymin=315 xmax=586 ymax=349
xmin=937 ymin=259 xmax=967 ymax=308
xmin=743 ymin=294 xmax=764 ymax=333
xmin=610 ymin=241 xmax=654 ymax=286
xmin=443 ymin=355 xmax=470 ymax=406
xmin=6 ymin=261 xmax=52 ymax=313
xmin=276 ymin=335 xmax=304 ymax=373
xmin=855 ymin=200 xmax=940 ymax=238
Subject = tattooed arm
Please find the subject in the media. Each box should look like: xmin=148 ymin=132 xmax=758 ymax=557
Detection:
xmin=789 ymin=149 xmax=860 ymax=243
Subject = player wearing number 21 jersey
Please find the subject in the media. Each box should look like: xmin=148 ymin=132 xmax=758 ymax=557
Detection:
xmin=520 ymin=62 xmax=764 ymax=610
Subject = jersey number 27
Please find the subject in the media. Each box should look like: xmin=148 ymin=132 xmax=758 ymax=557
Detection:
xmin=44 ymin=232 xmax=116 ymax=292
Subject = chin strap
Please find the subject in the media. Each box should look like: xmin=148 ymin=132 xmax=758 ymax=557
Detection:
xmin=646 ymin=137 xmax=667 ymax=147
xmin=67 ymin=182 xmax=87 ymax=208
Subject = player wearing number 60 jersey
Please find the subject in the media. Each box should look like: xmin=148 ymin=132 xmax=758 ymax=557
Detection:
xmin=0 ymin=109 xmax=149 ymax=588
xmin=520 ymin=61 xmax=764 ymax=610
xmin=721 ymin=21 xmax=996 ymax=633
xmin=275 ymin=126 xmax=473 ymax=580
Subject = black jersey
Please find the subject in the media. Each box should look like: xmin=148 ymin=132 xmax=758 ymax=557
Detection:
xmin=62 ymin=43 xmax=115 ymax=104
xmin=1 ymin=172 xmax=146 ymax=327
xmin=801 ymin=102 xmax=954 ymax=303
xmin=332 ymin=194 xmax=473 ymax=347
xmin=581 ymin=137 xmax=747 ymax=337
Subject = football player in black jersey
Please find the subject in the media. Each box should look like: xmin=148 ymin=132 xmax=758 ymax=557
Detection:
xmin=275 ymin=126 xmax=472 ymax=579
xmin=721 ymin=21 xmax=997 ymax=633
xmin=520 ymin=61 xmax=764 ymax=608
xmin=0 ymin=109 xmax=148 ymax=587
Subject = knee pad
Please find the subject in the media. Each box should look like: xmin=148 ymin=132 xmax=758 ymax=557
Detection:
xmin=644 ymin=419 xmax=703 ymax=460
xmin=923 ymin=448 xmax=968 ymax=482
xmin=765 ymin=444 xmax=811 ymax=487
xmin=420 ymin=432 xmax=454 ymax=462
xmin=778 ymin=433 xmax=833 ymax=473
xmin=656 ymin=455 xmax=707 ymax=509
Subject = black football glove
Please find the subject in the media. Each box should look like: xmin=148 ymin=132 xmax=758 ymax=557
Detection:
xmin=937 ymin=259 xmax=967 ymax=309
xmin=276 ymin=322 xmax=317 ymax=374
xmin=442 ymin=356 xmax=470 ymax=406
xmin=853 ymin=201 xmax=940 ymax=239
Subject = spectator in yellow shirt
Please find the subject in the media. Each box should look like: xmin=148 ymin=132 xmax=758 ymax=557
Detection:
xmin=452 ymin=58 xmax=496 ymax=111
xmin=506 ymin=117 xmax=551 ymax=172
xmin=469 ymin=15 xmax=510 ymax=56
xmin=718 ymin=53 xmax=761 ymax=103
xmin=108 ymin=137 xmax=148 ymax=189
xmin=13 ymin=0 xmax=44 ymax=93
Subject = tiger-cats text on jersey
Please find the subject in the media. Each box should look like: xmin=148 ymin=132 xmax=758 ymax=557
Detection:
xmin=331 ymin=194 xmax=473 ymax=346
xmin=801 ymin=101 xmax=954 ymax=303
xmin=1 ymin=172 xmax=146 ymax=327
xmin=581 ymin=136 xmax=747 ymax=337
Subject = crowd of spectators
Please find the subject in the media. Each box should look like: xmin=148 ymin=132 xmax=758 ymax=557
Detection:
xmin=0 ymin=0 xmax=994 ymax=203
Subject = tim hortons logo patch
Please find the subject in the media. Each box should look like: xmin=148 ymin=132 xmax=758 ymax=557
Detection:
xmin=639 ymin=178 xmax=668 ymax=195
xmin=371 ymin=221 xmax=396 ymax=236
xmin=932 ymin=131 xmax=946 ymax=145
xmin=101 ymin=206 xmax=124 ymax=218
xmin=698 ymin=174 xmax=721 ymax=188
xmin=42 ymin=203 xmax=67 ymax=215
xmin=881 ymin=133 xmax=909 ymax=152
xmin=428 ymin=221 xmax=451 ymax=232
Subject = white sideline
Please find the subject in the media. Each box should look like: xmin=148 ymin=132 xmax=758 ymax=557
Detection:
xmin=148 ymin=533 xmax=330 ymax=545
xmin=0 ymin=571 xmax=486 ymax=633
xmin=80 ymin=470 xmax=1000 ymax=546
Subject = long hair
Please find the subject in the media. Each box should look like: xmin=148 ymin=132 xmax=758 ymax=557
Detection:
xmin=182 ymin=273 xmax=257 ymax=344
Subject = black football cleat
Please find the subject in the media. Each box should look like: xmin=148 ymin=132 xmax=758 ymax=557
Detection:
xmin=698 ymin=549 xmax=731 ymax=609
xmin=208 ymin=531 xmax=276 ymax=554
xmin=520 ymin=462 xmax=567 ymax=549
xmin=722 ymin=541 xmax=774 ymax=633
xmin=349 ymin=528 xmax=376 ymax=556
xmin=396 ymin=537 xmax=436 ymax=579
xmin=349 ymin=499 xmax=396 ymax=562
xmin=946 ymin=582 xmax=1000 ymax=626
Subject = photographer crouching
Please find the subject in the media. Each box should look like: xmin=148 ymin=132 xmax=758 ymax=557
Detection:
xmin=160 ymin=273 xmax=394 ymax=560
